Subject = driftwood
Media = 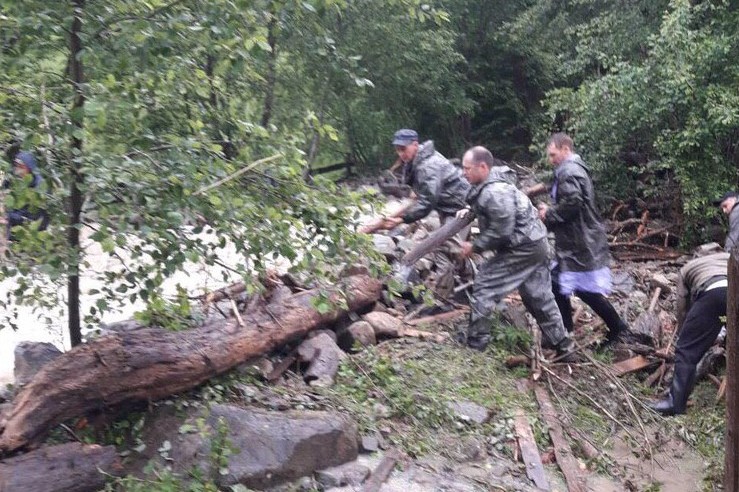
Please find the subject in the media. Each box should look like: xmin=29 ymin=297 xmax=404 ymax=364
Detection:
xmin=610 ymin=355 xmax=656 ymax=377
xmin=400 ymin=214 xmax=475 ymax=267
xmin=266 ymin=351 xmax=298 ymax=382
xmin=0 ymin=274 xmax=382 ymax=455
xmin=697 ymin=345 xmax=725 ymax=381
xmin=361 ymin=449 xmax=401 ymax=492
xmin=0 ymin=442 xmax=120 ymax=492
xmin=514 ymin=410 xmax=550 ymax=490
xmin=534 ymin=385 xmax=585 ymax=492
xmin=645 ymin=363 xmax=670 ymax=387
xmin=505 ymin=355 xmax=531 ymax=368
xmin=405 ymin=308 xmax=468 ymax=326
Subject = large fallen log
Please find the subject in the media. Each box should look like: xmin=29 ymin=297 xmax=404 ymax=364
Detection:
xmin=0 ymin=274 xmax=382 ymax=455
xmin=0 ymin=442 xmax=119 ymax=492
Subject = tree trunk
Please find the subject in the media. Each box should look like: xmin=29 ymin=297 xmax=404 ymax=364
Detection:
xmin=261 ymin=14 xmax=278 ymax=128
xmin=68 ymin=0 xmax=86 ymax=347
xmin=0 ymin=274 xmax=382 ymax=455
xmin=400 ymin=214 xmax=474 ymax=266
xmin=0 ymin=442 xmax=119 ymax=492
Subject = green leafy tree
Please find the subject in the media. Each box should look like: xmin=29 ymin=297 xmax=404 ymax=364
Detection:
xmin=0 ymin=0 xmax=385 ymax=344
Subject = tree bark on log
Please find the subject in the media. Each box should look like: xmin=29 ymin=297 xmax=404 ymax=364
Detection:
xmin=0 ymin=442 xmax=119 ymax=492
xmin=0 ymin=274 xmax=382 ymax=455
xmin=400 ymin=214 xmax=474 ymax=266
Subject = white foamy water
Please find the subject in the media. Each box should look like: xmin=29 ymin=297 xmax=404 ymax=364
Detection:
xmin=0 ymin=196 xmax=395 ymax=386
xmin=0 ymin=225 xmax=290 ymax=385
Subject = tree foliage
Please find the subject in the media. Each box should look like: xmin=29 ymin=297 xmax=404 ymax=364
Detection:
xmin=543 ymin=0 xmax=739 ymax=240
xmin=1 ymin=0 xmax=412 ymax=339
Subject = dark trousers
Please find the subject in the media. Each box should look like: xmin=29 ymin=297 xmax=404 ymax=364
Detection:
xmin=675 ymin=287 xmax=727 ymax=367
xmin=551 ymin=267 xmax=626 ymax=336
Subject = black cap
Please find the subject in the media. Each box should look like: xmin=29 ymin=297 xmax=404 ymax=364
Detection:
xmin=392 ymin=129 xmax=418 ymax=146
xmin=712 ymin=191 xmax=739 ymax=206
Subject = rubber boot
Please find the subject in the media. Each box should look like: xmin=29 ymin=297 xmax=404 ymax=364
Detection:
xmin=465 ymin=317 xmax=492 ymax=352
xmin=555 ymin=337 xmax=581 ymax=363
xmin=648 ymin=363 xmax=697 ymax=416
xmin=597 ymin=319 xmax=629 ymax=352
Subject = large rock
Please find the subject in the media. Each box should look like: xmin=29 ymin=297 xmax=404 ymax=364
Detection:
xmin=446 ymin=400 xmax=491 ymax=425
xmin=314 ymin=461 xmax=371 ymax=488
xmin=337 ymin=321 xmax=376 ymax=352
xmin=371 ymin=235 xmax=398 ymax=260
xmin=131 ymin=404 xmax=359 ymax=490
xmin=297 ymin=333 xmax=346 ymax=387
xmin=14 ymin=342 xmax=62 ymax=386
xmin=363 ymin=311 xmax=403 ymax=338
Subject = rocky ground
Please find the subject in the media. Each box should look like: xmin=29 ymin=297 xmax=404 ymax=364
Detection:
xmin=0 ymin=182 xmax=730 ymax=491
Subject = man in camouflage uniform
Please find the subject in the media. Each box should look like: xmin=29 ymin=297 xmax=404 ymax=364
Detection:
xmin=459 ymin=146 xmax=576 ymax=358
xmin=374 ymin=129 xmax=470 ymax=230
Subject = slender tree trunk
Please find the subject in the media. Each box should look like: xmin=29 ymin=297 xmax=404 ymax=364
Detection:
xmin=68 ymin=0 xmax=85 ymax=347
xmin=261 ymin=14 xmax=278 ymax=128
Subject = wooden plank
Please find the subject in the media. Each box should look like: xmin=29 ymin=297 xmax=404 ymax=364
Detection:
xmin=610 ymin=355 xmax=653 ymax=377
xmin=514 ymin=410 xmax=550 ymax=490
xmin=534 ymin=385 xmax=585 ymax=492
xmin=726 ymin=249 xmax=739 ymax=492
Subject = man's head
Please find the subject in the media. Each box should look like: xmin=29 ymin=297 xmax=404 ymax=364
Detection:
xmin=392 ymin=128 xmax=419 ymax=163
xmin=714 ymin=191 xmax=739 ymax=215
xmin=13 ymin=151 xmax=36 ymax=178
xmin=546 ymin=132 xmax=574 ymax=167
xmin=462 ymin=146 xmax=494 ymax=185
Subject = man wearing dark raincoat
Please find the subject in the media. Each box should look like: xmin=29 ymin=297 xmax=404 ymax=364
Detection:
xmin=371 ymin=129 xmax=470 ymax=231
xmin=538 ymin=133 xmax=628 ymax=348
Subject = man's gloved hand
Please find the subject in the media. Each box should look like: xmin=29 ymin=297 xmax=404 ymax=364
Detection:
xmin=456 ymin=207 xmax=471 ymax=219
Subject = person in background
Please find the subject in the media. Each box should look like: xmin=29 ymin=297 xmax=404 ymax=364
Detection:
xmin=4 ymin=151 xmax=48 ymax=239
xmin=363 ymin=129 xmax=470 ymax=232
xmin=713 ymin=191 xmax=739 ymax=251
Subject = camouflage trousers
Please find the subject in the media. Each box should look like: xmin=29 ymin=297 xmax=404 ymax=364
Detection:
xmin=468 ymin=238 xmax=568 ymax=348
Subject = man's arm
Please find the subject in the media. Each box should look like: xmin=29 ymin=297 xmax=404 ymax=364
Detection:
xmin=543 ymin=175 xmax=583 ymax=226
xmin=472 ymin=188 xmax=515 ymax=253
xmin=726 ymin=207 xmax=739 ymax=251
xmin=402 ymin=165 xmax=442 ymax=223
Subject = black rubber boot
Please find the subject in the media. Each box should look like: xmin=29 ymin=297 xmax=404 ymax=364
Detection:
xmin=464 ymin=317 xmax=492 ymax=351
xmin=555 ymin=337 xmax=581 ymax=363
xmin=648 ymin=363 xmax=697 ymax=416
xmin=597 ymin=319 xmax=629 ymax=352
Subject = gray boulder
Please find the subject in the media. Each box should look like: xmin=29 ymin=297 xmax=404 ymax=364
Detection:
xmin=14 ymin=342 xmax=62 ymax=386
xmin=314 ymin=461 xmax=371 ymax=488
xmin=132 ymin=404 xmax=359 ymax=490
xmin=337 ymin=321 xmax=376 ymax=352
xmin=362 ymin=311 xmax=403 ymax=338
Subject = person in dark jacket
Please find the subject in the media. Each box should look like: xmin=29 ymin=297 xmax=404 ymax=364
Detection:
xmin=459 ymin=146 xmax=576 ymax=360
xmin=371 ymin=129 xmax=470 ymax=231
xmin=648 ymin=251 xmax=728 ymax=415
xmin=537 ymin=133 xmax=628 ymax=347
xmin=4 ymin=151 xmax=48 ymax=238
xmin=713 ymin=191 xmax=739 ymax=251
